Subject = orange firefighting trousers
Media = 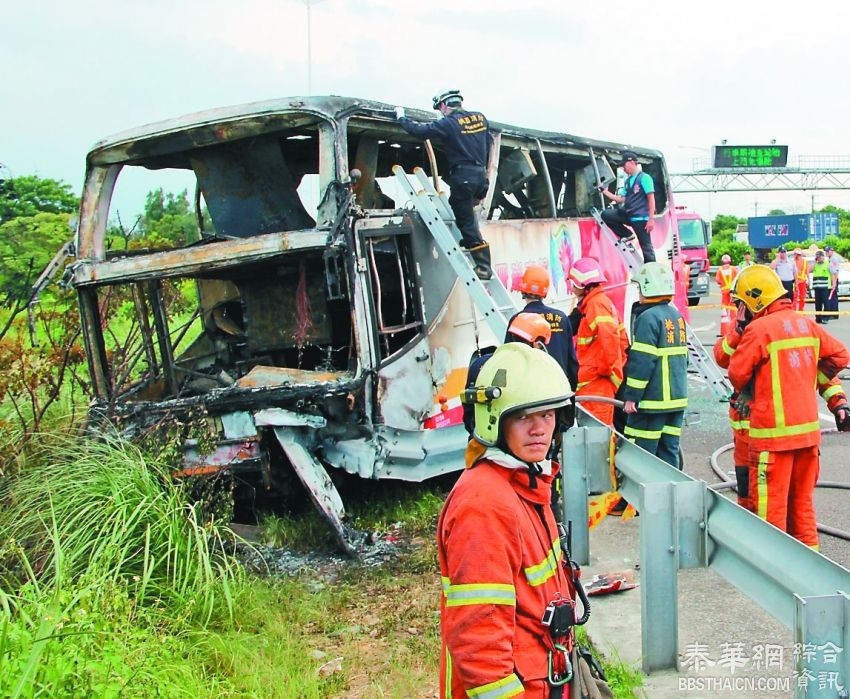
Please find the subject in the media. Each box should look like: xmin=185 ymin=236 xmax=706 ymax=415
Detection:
xmin=748 ymin=445 xmax=820 ymax=549
xmin=576 ymin=377 xmax=617 ymax=426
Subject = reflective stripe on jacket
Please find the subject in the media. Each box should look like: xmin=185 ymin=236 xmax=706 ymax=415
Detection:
xmin=621 ymin=300 xmax=689 ymax=412
xmin=438 ymin=451 xmax=574 ymax=698
xmin=713 ymin=326 xmax=847 ymax=433
xmin=575 ymin=286 xmax=628 ymax=390
xmin=727 ymin=299 xmax=850 ymax=451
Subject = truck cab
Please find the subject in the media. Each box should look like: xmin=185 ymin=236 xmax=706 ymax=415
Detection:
xmin=676 ymin=207 xmax=711 ymax=305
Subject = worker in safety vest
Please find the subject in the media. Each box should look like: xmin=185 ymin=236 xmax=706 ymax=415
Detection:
xmin=792 ymin=247 xmax=809 ymax=312
xmin=739 ymin=251 xmax=754 ymax=270
xmin=621 ymin=262 xmax=689 ymax=469
xmin=463 ymin=312 xmax=552 ymax=435
xmin=567 ymin=257 xmax=628 ymax=426
xmin=811 ymin=249 xmax=834 ymax=324
xmin=440 ymin=343 xmax=579 ymax=698
xmin=727 ymin=265 xmax=850 ymax=548
xmin=714 ymin=277 xmax=850 ymax=512
xmin=508 ymin=264 xmax=578 ymax=390
xmin=715 ymin=254 xmax=738 ymax=337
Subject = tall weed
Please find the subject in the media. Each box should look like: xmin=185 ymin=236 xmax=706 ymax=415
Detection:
xmin=0 ymin=432 xmax=240 ymax=622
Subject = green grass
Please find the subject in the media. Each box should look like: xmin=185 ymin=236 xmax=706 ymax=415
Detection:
xmin=0 ymin=423 xmax=644 ymax=698
xmin=576 ymin=626 xmax=645 ymax=698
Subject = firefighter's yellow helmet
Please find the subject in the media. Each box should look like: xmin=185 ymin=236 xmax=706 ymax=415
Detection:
xmin=471 ymin=343 xmax=573 ymax=447
xmin=731 ymin=264 xmax=786 ymax=314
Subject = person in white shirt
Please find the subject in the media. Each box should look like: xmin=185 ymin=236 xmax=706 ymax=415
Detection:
xmin=770 ymin=246 xmax=795 ymax=298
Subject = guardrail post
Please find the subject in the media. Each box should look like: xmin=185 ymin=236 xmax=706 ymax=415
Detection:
xmin=562 ymin=422 xmax=613 ymax=566
xmin=640 ymin=482 xmax=679 ymax=672
xmin=793 ymin=591 xmax=850 ymax=699
xmin=562 ymin=426 xmax=590 ymax=566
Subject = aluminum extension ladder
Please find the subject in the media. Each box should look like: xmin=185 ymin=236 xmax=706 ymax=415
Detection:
xmin=591 ymin=205 xmax=732 ymax=400
xmin=589 ymin=206 xmax=645 ymax=275
xmin=392 ymin=165 xmax=516 ymax=339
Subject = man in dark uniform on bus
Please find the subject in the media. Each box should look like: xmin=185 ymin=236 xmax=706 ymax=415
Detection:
xmin=598 ymin=151 xmax=656 ymax=263
xmin=395 ymin=89 xmax=492 ymax=279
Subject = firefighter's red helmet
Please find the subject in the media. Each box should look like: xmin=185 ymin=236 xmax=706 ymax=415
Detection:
xmin=569 ymin=258 xmax=606 ymax=288
xmin=520 ymin=264 xmax=550 ymax=297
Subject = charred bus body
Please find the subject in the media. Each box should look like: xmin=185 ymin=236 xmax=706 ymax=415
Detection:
xmin=72 ymin=96 xmax=686 ymax=551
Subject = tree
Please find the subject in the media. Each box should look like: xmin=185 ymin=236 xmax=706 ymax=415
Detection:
xmin=0 ymin=175 xmax=78 ymax=223
xmin=0 ymin=213 xmax=75 ymax=301
xmin=138 ymin=188 xmax=198 ymax=246
xmin=710 ymin=214 xmax=745 ymax=242
xmin=767 ymin=208 xmax=786 ymax=216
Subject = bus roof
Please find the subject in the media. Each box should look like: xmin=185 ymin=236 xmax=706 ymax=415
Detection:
xmin=87 ymin=95 xmax=664 ymax=167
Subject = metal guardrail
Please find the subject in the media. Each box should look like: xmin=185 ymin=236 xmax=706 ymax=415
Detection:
xmin=561 ymin=409 xmax=850 ymax=697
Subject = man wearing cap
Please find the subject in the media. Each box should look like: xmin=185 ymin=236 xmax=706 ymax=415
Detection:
xmin=792 ymin=248 xmax=809 ymax=312
xmin=811 ymin=249 xmax=833 ymax=323
xmin=770 ymin=246 xmax=795 ymax=299
xmin=395 ymin=90 xmax=493 ymax=280
xmin=739 ymin=251 xmax=754 ymax=270
xmin=825 ymin=245 xmax=843 ymax=320
xmin=598 ymin=151 xmax=656 ymax=263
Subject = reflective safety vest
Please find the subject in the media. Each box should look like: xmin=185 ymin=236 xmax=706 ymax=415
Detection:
xmin=715 ymin=265 xmax=737 ymax=292
xmin=439 ymin=450 xmax=575 ymax=698
xmin=812 ymin=260 xmax=831 ymax=288
xmin=727 ymin=299 xmax=850 ymax=451
xmin=574 ymin=285 xmax=628 ymax=390
xmin=795 ymin=257 xmax=809 ymax=282
xmin=621 ymin=300 xmax=689 ymax=413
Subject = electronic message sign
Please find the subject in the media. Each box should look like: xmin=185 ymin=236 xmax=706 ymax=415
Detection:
xmin=711 ymin=145 xmax=788 ymax=168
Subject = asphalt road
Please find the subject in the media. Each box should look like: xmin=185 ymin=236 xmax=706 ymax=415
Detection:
xmin=683 ymin=286 xmax=850 ymax=568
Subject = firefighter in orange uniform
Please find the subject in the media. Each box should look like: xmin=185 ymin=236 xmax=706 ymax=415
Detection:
xmin=715 ymin=254 xmax=738 ymax=337
xmin=440 ymin=343 xmax=579 ymax=698
xmin=727 ymin=265 xmax=850 ymax=548
xmin=714 ymin=277 xmax=849 ymax=512
xmin=792 ymin=247 xmax=809 ymax=312
xmin=567 ymin=257 xmax=628 ymax=426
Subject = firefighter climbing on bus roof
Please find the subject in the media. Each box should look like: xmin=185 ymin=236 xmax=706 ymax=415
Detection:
xmin=621 ymin=261 xmax=688 ymax=469
xmin=395 ymin=89 xmax=493 ymax=280
xmin=506 ymin=264 xmax=578 ymax=390
xmin=727 ymin=264 xmax=850 ymax=549
xmin=714 ymin=273 xmax=850 ymax=513
xmin=440 ymin=342 xmax=582 ymax=698
xmin=598 ymin=151 xmax=656 ymax=263
xmin=567 ymin=257 xmax=628 ymax=427
xmin=462 ymin=312 xmax=553 ymax=435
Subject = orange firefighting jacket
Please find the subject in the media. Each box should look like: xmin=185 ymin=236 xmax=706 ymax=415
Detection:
xmin=727 ymin=298 xmax=850 ymax=452
xmin=715 ymin=325 xmax=847 ymax=437
xmin=715 ymin=264 xmax=738 ymax=292
xmin=575 ymin=285 xmax=628 ymax=391
xmin=438 ymin=447 xmax=575 ymax=698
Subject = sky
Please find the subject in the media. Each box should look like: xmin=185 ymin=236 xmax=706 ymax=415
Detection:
xmin=4 ymin=0 xmax=850 ymax=220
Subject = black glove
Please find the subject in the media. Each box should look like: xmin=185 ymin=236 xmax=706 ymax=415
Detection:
xmin=734 ymin=303 xmax=752 ymax=334
xmin=833 ymin=403 xmax=850 ymax=432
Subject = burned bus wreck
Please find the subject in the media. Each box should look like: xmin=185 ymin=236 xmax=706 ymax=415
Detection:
xmin=72 ymin=96 xmax=683 ymax=552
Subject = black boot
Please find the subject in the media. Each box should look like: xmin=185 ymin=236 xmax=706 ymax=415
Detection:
xmin=466 ymin=242 xmax=492 ymax=280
